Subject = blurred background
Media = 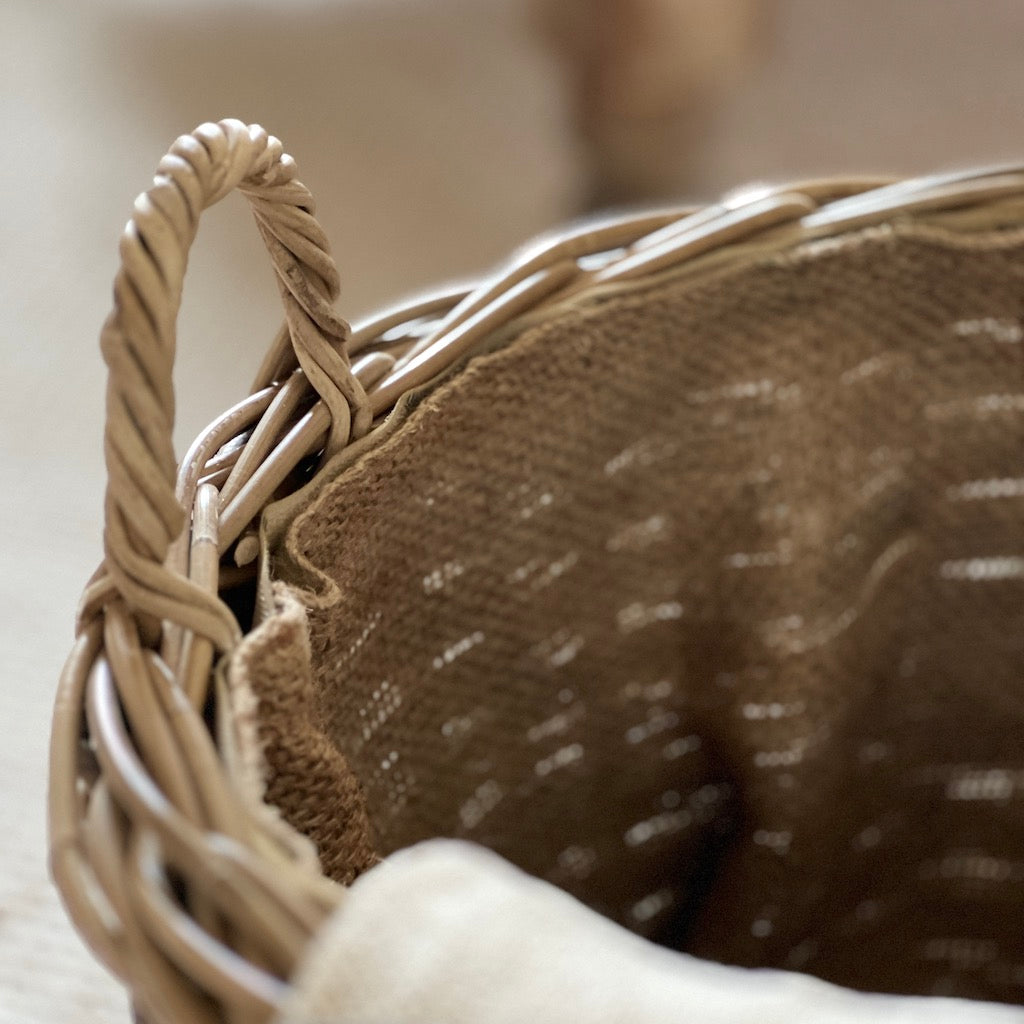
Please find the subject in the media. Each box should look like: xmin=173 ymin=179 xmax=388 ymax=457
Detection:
xmin=2 ymin=1 xmax=1023 ymax=1020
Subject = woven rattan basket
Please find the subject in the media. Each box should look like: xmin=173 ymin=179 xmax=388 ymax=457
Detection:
xmin=50 ymin=120 xmax=1024 ymax=1024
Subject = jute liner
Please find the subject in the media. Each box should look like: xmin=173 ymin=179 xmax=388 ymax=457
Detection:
xmin=49 ymin=120 xmax=1024 ymax=1023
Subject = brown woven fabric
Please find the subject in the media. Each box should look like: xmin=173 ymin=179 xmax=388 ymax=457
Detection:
xmin=232 ymin=222 xmax=1024 ymax=1003
xmin=228 ymin=587 xmax=378 ymax=884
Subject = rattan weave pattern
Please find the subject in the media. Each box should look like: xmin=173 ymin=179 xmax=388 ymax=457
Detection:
xmin=49 ymin=120 xmax=1024 ymax=1022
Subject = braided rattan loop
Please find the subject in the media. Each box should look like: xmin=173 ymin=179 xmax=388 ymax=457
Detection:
xmin=51 ymin=121 xmax=368 ymax=1024
xmin=100 ymin=118 xmax=368 ymax=650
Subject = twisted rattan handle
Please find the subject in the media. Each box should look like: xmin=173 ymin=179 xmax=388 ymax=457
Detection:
xmin=100 ymin=119 xmax=368 ymax=652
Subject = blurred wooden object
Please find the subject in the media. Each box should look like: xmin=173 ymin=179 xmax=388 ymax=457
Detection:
xmin=536 ymin=0 xmax=768 ymax=204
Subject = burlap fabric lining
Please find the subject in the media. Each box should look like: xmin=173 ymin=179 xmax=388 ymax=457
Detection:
xmin=230 ymin=223 xmax=1024 ymax=1004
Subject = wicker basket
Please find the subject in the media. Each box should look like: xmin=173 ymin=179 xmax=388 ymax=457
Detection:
xmin=50 ymin=120 xmax=1024 ymax=1024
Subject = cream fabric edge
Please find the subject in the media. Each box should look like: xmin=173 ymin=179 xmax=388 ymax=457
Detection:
xmin=276 ymin=839 xmax=1024 ymax=1024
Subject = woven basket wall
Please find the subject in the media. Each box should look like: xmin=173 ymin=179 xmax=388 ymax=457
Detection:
xmin=50 ymin=120 xmax=1024 ymax=1023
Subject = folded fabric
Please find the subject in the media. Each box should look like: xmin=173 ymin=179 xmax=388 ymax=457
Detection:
xmin=278 ymin=840 xmax=1024 ymax=1024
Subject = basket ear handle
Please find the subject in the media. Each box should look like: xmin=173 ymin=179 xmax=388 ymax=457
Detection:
xmin=100 ymin=119 xmax=369 ymax=651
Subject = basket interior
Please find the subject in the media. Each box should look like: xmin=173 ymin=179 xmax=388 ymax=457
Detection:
xmin=234 ymin=223 xmax=1024 ymax=1004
